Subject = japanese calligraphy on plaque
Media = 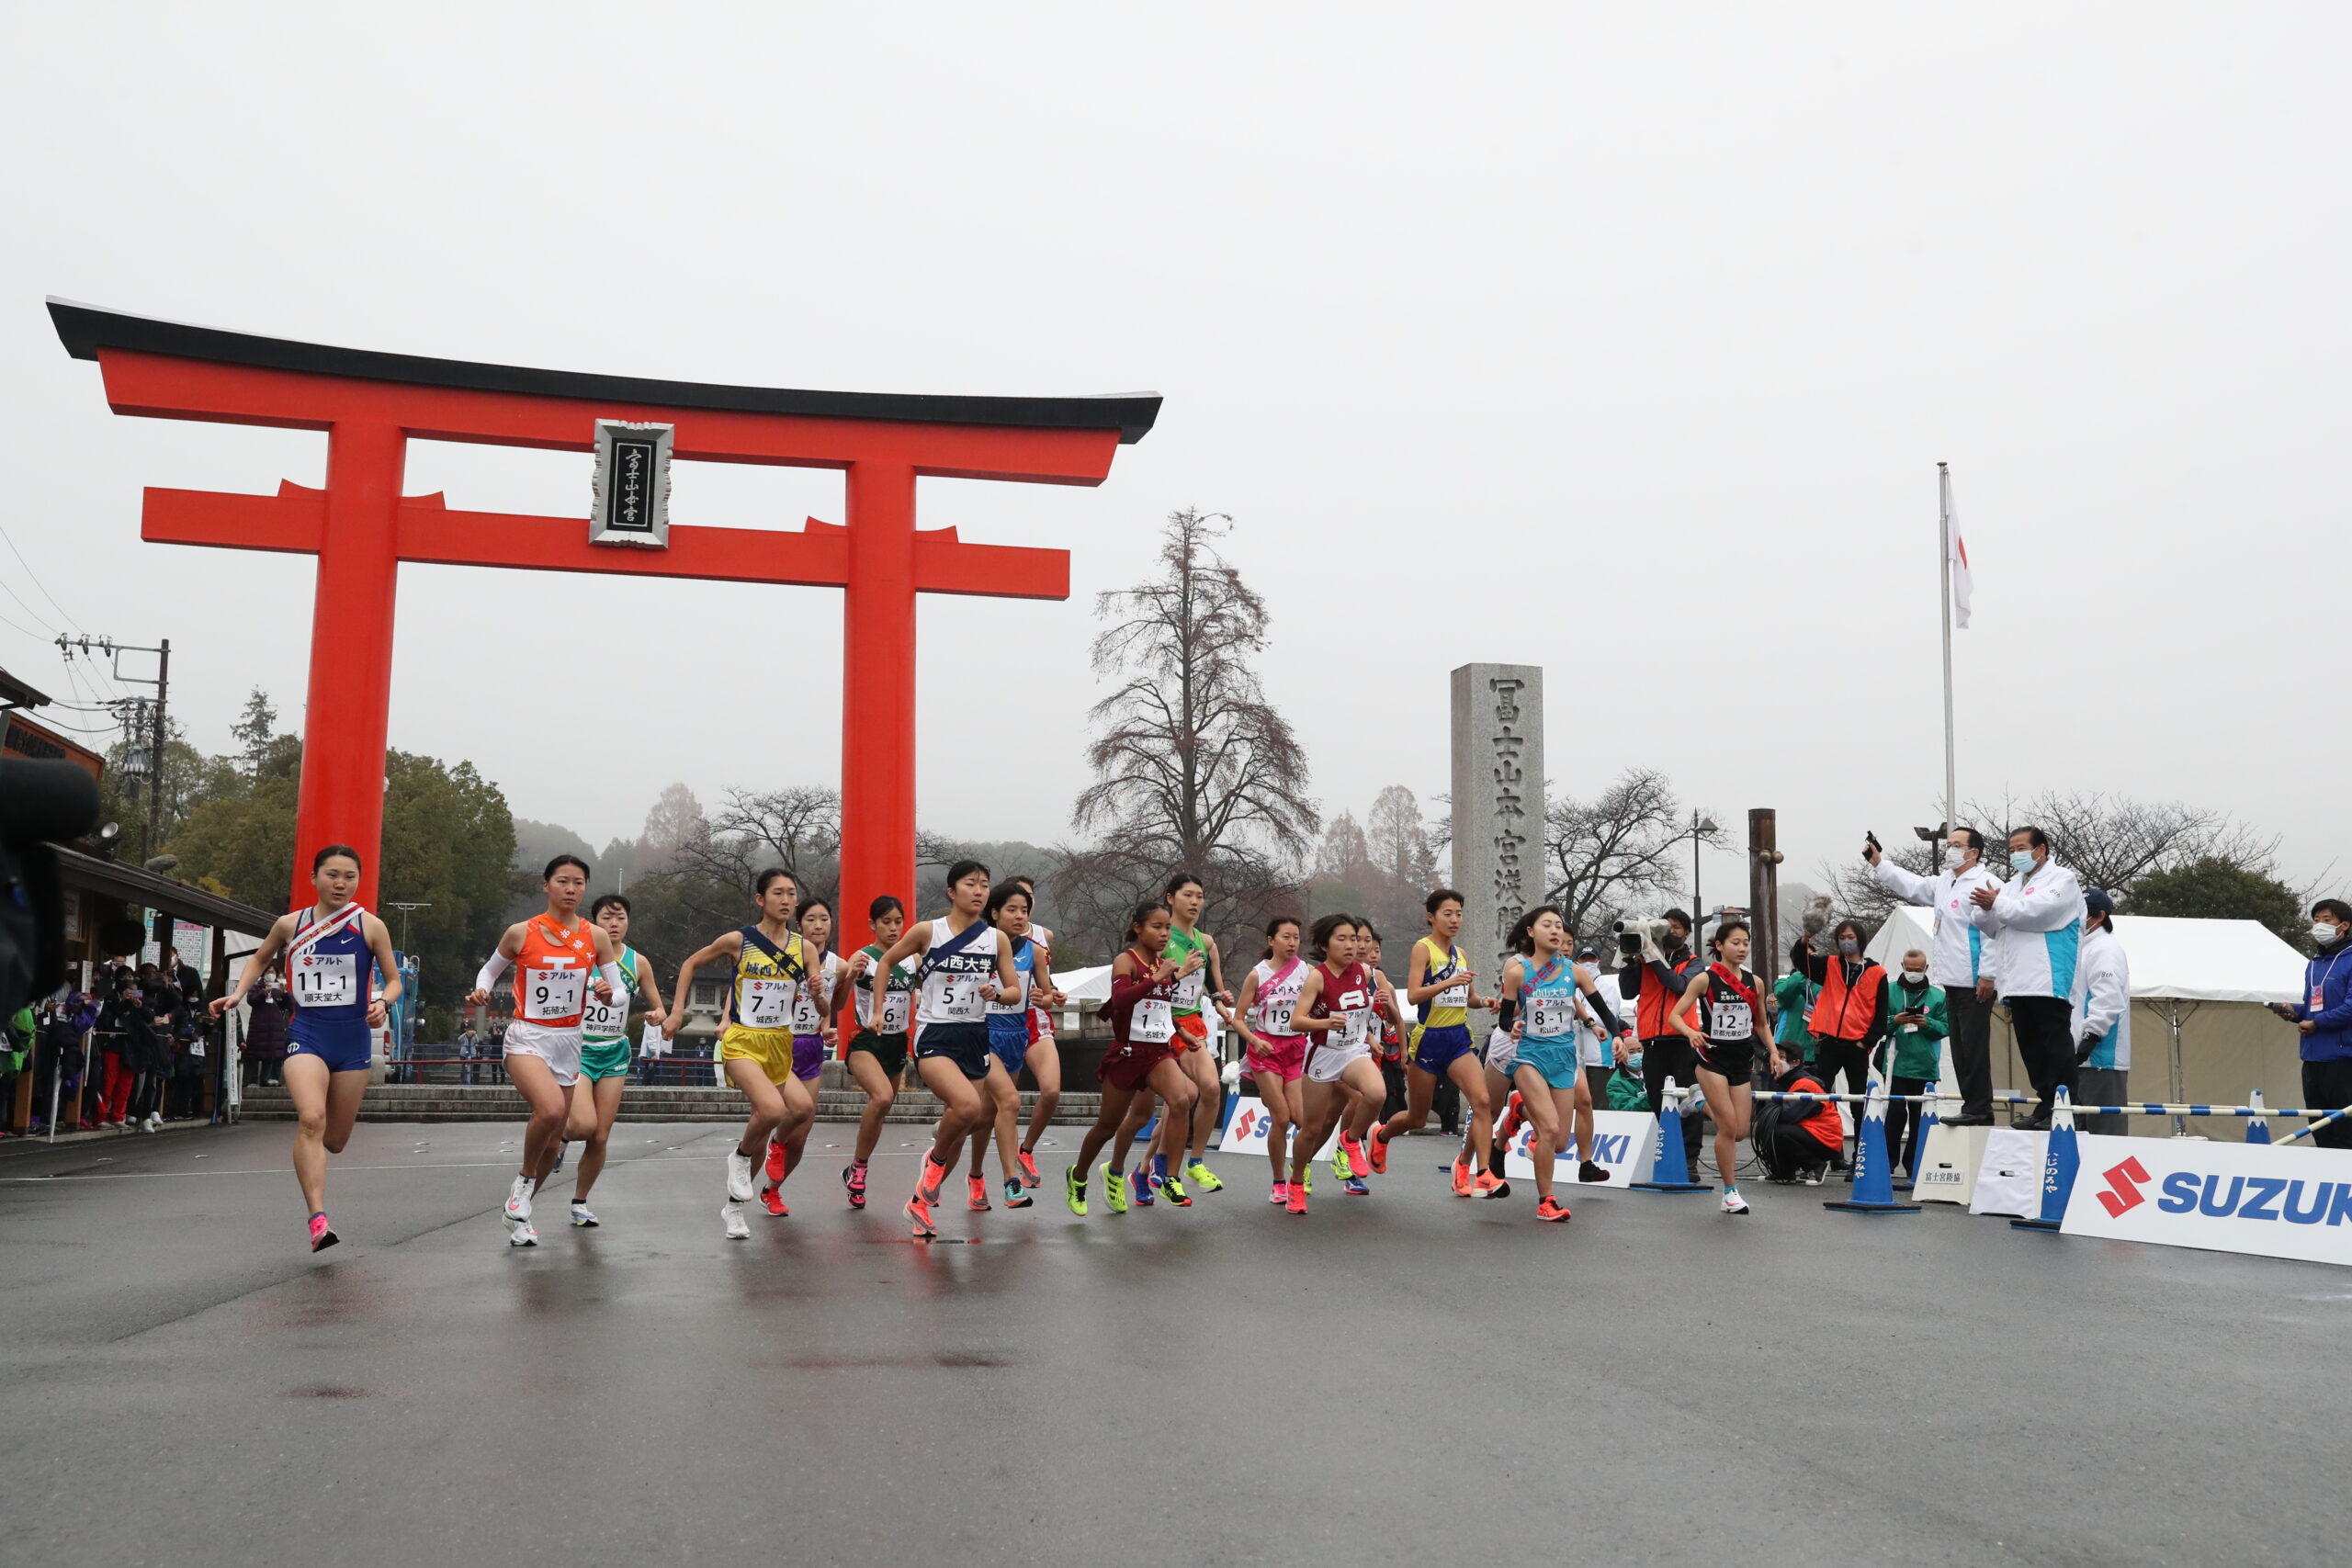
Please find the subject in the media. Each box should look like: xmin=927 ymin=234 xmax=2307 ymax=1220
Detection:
xmin=1449 ymin=663 xmax=1545 ymax=960
xmin=590 ymin=420 xmax=673 ymax=548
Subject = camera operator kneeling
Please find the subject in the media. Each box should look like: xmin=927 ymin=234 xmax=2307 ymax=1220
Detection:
xmin=1759 ymin=1054 xmax=1845 ymax=1185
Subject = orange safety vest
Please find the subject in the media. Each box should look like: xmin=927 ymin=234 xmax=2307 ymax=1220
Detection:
xmin=1788 ymin=1070 xmax=1845 ymax=1149
xmin=1807 ymin=958 xmax=1885 ymax=1043
xmin=1636 ymin=954 xmax=1694 ymax=1040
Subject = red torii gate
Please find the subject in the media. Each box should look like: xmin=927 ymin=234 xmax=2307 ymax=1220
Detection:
xmin=49 ymin=301 xmax=1159 ymax=943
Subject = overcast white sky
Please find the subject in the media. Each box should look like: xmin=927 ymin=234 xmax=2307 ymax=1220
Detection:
xmin=5 ymin=5 xmax=2344 ymax=904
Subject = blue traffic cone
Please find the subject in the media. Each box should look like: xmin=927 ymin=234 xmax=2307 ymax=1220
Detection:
xmin=1825 ymin=1069 xmax=1922 ymax=1213
xmin=2012 ymin=1085 xmax=2080 ymax=1231
xmin=1892 ymin=1089 xmax=1938 ymax=1194
xmin=1631 ymin=1078 xmax=1712 ymax=1193
xmin=2245 ymin=1089 xmax=2271 ymax=1145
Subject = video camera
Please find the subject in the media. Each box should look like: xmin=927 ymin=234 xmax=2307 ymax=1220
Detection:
xmin=0 ymin=760 xmax=104 ymax=1017
xmin=1613 ymin=915 xmax=1676 ymax=963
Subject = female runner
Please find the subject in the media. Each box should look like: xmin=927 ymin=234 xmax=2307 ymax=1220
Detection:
xmin=467 ymin=855 xmax=622 ymax=1247
xmin=834 ymin=894 xmax=915 ymax=1210
xmin=567 ymin=892 xmax=667 ymax=1227
xmin=1009 ymin=875 xmax=1063 ymax=1188
xmin=672 ymin=868 xmax=818 ymax=1239
xmin=1103 ymin=872 xmax=1231 ymax=1205
xmin=211 ymin=844 xmax=403 ymax=1252
xmin=1229 ymin=915 xmax=1310 ymax=1204
xmin=1370 ymin=889 xmax=1497 ymax=1188
xmin=857 ymin=860 xmax=1024 ymax=1239
xmin=1063 ymin=900 xmax=1199 ymax=1216
xmin=758 ymin=897 xmax=841 ymax=1216
xmin=1499 ymin=907 xmax=1623 ymax=1221
xmin=1283 ymin=915 xmax=1385 ymax=1213
xmin=1667 ymin=917 xmax=1771 ymax=1214
xmin=965 ymin=882 xmax=1063 ymax=1210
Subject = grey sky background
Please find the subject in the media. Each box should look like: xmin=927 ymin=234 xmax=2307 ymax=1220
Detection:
xmin=5 ymin=5 xmax=2344 ymax=906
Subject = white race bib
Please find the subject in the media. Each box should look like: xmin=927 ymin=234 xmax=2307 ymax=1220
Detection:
xmin=938 ymin=976 xmax=985 ymax=1022
xmin=1256 ymin=1000 xmax=1295 ymax=1035
xmin=292 ymin=953 xmax=356 ymax=1009
xmin=582 ymin=992 xmax=629 ymax=1039
xmin=1435 ymin=982 xmax=1469 ymax=1010
xmin=790 ymin=985 xmax=825 ymax=1034
xmin=1173 ymin=968 xmax=1204 ymax=1007
xmin=524 ymin=967 xmax=584 ymax=1021
xmin=1341 ymin=1007 xmax=1371 ymax=1048
xmin=1132 ymin=997 xmax=1175 ymax=1043
xmin=1528 ymin=998 xmax=1577 ymax=1037
xmin=739 ymin=976 xmax=796 ymax=1029
xmin=877 ymin=985 xmax=912 ymax=1034
xmin=1710 ymin=999 xmax=1754 ymax=1042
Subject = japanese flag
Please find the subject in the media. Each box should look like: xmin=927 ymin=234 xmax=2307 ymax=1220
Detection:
xmin=1948 ymin=497 xmax=1974 ymax=630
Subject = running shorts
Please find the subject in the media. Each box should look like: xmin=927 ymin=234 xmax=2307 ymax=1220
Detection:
xmin=1306 ymin=1036 xmax=1373 ymax=1085
xmin=988 ymin=1012 xmax=1029 ymax=1078
xmin=848 ymin=1029 xmax=909 ymax=1081
xmin=718 ymin=1023 xmax=798 ymax=1087
xmin=502 ymin=1020 xmax=583 ymax=1087
xmin=287 ymin=1013 xmax=373 ymax=1075
xmin=791 ymin=1032 xmax=825 ymax=1083
xmin=1175 ymin=1011 xmax=1209 ymax=1050
xmin=915 ymin=1021 xmax=994 ymax=1081
xmin=1412 ymin=1023 xmax=1476 ymax=1077
xmin=1246 ymin=1032 xmax=1306 ymax=1083
xmin=1099 ymin=1035 xmax=1180 ymax=1092
xmin=1484 ymin=1029 xmax=1520 ymax=1079
xmin=578 ymin=1037 xmax=632 ymax=1081
xmin=1696 ymin=1037 xmax=1756 ymax=1082
xmin=1516 ymin=1033 xmax=1579 ymax=1090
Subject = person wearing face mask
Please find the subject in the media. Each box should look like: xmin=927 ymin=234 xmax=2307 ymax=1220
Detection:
xmin=2273 ymin=899 xmax=2352 ymax=1151
xmin=1634 ymin=908 xmax=1705 ymax=1183
xmin=1865 ymin=826 xmax=2002 ymax=1125
xmin=1886 ymin=950 xmax=1948 ymax=1175
xmin=1797 ymin=920 xmax=1888 ymax=1165
xmin=2068 ymin=890 xmax=2132 ymax=1135
xmin=1967 ymin=826 xmax=2087 ymax=1130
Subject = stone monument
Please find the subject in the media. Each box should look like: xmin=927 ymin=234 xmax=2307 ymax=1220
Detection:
xmin=1450 ymin=663 xmax=1544 ymax=964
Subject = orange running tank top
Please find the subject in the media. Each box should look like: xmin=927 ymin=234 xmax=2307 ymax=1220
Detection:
xmin=513 ymin=915 xmax=599 ymax=1029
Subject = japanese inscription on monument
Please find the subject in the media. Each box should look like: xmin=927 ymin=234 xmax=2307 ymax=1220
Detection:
xmin=1450 ymin=663 xmax=1544 ymax=959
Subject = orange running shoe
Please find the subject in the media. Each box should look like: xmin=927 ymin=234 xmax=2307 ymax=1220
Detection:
xmin=1340 ymin=1135 xmax=1368 ymax=1180
xmin=761 ymin=1186 xmax=788 ymax=1218
xmin=763 ymin=1138 xmax=786 ymax=1183
xmin=1535 ymin=1196 xmax=1571 ymax=1223
xmin=905 ymin=1191 xmax=936 ymax=1239
xmin=1452 ymin=1152 xmax=1475 ymax=1197
xmin=1285 ymin=1184 xmax=1308 ymax=1215
xmin=967 ymin=1175 xmax=991 ymax=1212
xmin=1475 ymin=1169 xmax=1511 ymax=1200
xmin=919 ymin=1155 xmax=947 ymax=1204
xmin=1017 ymin=1148 xmax=1041 ymax=1186
xmin=1497 ymin=1090 xmax=1525 ymax=1141
xmin=1367 ymin=1128 xmax=1390 ymax=1175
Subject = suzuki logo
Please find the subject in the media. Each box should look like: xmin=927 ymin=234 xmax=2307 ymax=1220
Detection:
xmin=1233 ymin=1109 xmax=1259 ymax=1142
xmin=2097 ymin=1156 xmax=2153 ymax=1217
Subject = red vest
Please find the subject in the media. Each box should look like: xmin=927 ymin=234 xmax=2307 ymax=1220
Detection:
xmin=1807 ymin=959 xmax=1885 ymax=1043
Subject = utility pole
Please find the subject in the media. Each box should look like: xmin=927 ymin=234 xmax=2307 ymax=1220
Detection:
xmin=1748 ymin=809 xmax=1782 ymax=977
xmin=58 ymin=634 xmax=173 ymax=856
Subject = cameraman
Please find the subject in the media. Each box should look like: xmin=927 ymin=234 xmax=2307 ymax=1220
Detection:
xmin=1633 ymin=908 xmax=1704 ymax=1183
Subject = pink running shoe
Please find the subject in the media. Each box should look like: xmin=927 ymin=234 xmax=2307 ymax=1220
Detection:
xmin=842 ymin=1161 xmax=868 ymax=1209
xmin=1017 ymin=1148 xmax=1041 ymax=1186
xmin=308 ymin=1213 xmax=339 ymax=1253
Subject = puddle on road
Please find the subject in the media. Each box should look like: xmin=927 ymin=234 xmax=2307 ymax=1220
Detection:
xmin=764 ymin=1351 xmax=1010 ymax=1371
xmin=284 ymin=1384 xmax=376 ymax=1399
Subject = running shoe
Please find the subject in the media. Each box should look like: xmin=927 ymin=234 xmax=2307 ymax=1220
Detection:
xmin=1270 ymin=1181 xmax=1288 ymax=1205
xmin=1018 ymin=1149 xmax=1041 ymax=1186
xmin=1301 ymin=1164 xmax=1313 ymax=1195
xmin=1104 ymin=1168 xmax=1130 ymax=1214
xmin=1535 ymin=1197 xmax=1571 ymax=1223
xmin=968 ymin=1175 xmax=991 ymax=1212
xmin=1722 ymin=1188 xmax=1750 ymax=1215
xmin=1331 ymin=1141 xmax=1356 ymax=1180
xmin=1578 ymin=1159 xmax=1611 ymax=1183
xmin=843 ymin=1161 xmax=868 ymax=1209
xmin=1474 ymin=1170 xmax=1511 ymax=1200
xmin=762 ymin=1186 xmax=788 ymax=1218
xmin=1185 ymin=1160 xmax=1224 ymax=1193
xmin=721 ymin=1203 xmax=751 ymax=1240
xmin=551 ymin=1145 xmax=565 ymax=1176
xmin=919 ymin=1155 xmax=948 ymax=1205
xmin=764 ymin=1138 xmax=786 ymax=1183
xmin=1065 ymin=1167 xmax=1088 ymax=1216
xmin=1451 ymin=1153 xmax=1474 ymax=1197
xmin=1129 ymin=1167 xmax=1157 ymax=1207
xmin=1366 ymin=1129 xmax=1389 ymax=1175
xmin=1498 ymin=1090 xmax=1526 ymax=1141
xmin=508 ymin=1219 xmax=540 ymax=1247
xmin=570 ymin=1201 xmax=599 ymax=1228
xmin=1285 ymin=1185 xmax=1308 ymax=1215
xmin=503 ymin=1175 xmax=534 ymax=1230
xmin=1004 ymin=1177 xmax=1033 ymax=1209
xmin=725 ymin=1150 xmax=756 ymax=1204
xmin=906 ymin=1191 xmax=937 ymax=1239
xmin=308 ymin=1213 xmax=339 ymax=1253
xmin=1343 ymin=1175 xmax=1370 ymax=1196
xmin=1160 ymin=1172 xmax=1193 ymax=1208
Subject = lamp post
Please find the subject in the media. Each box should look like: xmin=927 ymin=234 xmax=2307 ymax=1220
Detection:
xmin=1690 ymin=811 xmax=1719 ymax=923
xmin=387 ymin=902 xmax=431 ymax=957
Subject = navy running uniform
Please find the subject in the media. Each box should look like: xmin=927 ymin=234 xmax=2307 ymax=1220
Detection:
xmin=285 ymin=903 xmax=376 ymax=1073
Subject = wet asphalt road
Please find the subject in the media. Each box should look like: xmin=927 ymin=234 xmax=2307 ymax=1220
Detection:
xmin=2 ymin=1118 xmax=2346 ymax=1568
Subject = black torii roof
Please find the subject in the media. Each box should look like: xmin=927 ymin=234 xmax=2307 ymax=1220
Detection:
xmin=48 ymin=299 xmax=1162 ymax=445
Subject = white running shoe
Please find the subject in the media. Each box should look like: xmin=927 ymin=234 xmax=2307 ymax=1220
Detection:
xmin=507 ymin=1221 xmax=539 ymax=1247
xmin=721 ymin=1203 xmax=751 ymax=1240
xmin=503 ymin=1175 xmax=533 ymax=1227
xmin=725 ymin=1150 xmax=756 ymax=1203
xmin=1721 ymin=1188 xmax=1750 ymax=1215
xmin=570 ymin=1202 xmax=599 ymax=1228
xmin=141 ymin=1112 xmax=162 ymax=1133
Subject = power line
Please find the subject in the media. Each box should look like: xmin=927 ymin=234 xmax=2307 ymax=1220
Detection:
xmin=0 ymin=519 xmax=86 ymax=634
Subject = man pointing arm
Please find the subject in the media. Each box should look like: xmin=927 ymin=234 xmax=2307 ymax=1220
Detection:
xmin=1864 ymin=826 xmax=2001 ymax=1125
xmin=1967 ymin=826 xmax=2087 ymax=1131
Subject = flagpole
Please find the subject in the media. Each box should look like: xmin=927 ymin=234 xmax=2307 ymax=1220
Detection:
xmin=1938 ymin=462 xmax=1957 ymax=869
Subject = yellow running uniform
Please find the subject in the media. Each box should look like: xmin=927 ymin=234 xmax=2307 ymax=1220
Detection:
xmin=1417 ymin=937 xmax=1471 ymax=1029
xmin=717 ymin=925 xmax=808 ymax=1087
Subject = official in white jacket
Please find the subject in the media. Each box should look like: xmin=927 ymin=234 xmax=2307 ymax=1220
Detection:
xmin=1967 ymin=825 xmax=2087 ymax=1130
xmin=1866 ymin=826 xmax=2003 ymax=1124
xmin=2069 ymin=888 xmax=2131 ymax=1135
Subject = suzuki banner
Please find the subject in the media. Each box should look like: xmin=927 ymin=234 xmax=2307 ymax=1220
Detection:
xmin=1499 ymin=1110 xmax=1657 ymax=1187
xmin=1218 ymin=1096 xmax=1342 ymax=1162
xmin=2061 ymin=1134 xmax=2352 ymax=1268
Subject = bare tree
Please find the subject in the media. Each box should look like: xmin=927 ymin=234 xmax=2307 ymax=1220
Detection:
xmin=1366 ymin=784 xmax=1437 ymax=892
xmin=1983 ymin=791 xmax=2278 ymax=894
xmin=1824 ymin=839 xmax=1934 ymax=925
xmin=1068 ymin=507 xmax=1319 ymax=933
xmin=1542 ymin=767 xmax=1726 ymax=942
xmin=1313 ymin=811 xmax=1371 ymax=884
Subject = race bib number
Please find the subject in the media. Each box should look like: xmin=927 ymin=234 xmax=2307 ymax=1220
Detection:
xmin=877 ymin=985 xmax=912 ymax=1034
xmin=1435 ymin=982 xmax=1470 ymax=1010
xmin=292 ymin=953 xmax=356 ymax=1009
xmin=1709 ymin=999 xmax=1754 ymax=1042
xmin=790 ymin=986 xmax=825 ymax=1034
xmin=582 ymin=993 xmax=629 ymax=1038
xmin=1341 ymin=1008 xmax=1372 ymax=1048
xmin=1257 ymin=1000 xmax=1295 ymax=1035
xmin=1132 ymin=997 xmax=1175 ymax=1043
xmin=524 ymin=967 xmax=584 ymax=1021
xmin=1173 ymin=967 xmax=1204 ymax=1007
xmin=739 ymin=976 xmax=796 ymax=1029
xmin=937 ymin=976 xmax=985 ymax=1021
xmin=989 ymin=976 xmax=1027 ymax=1015
xmin=1528 ymin=998 xmax=1577 ymax=1037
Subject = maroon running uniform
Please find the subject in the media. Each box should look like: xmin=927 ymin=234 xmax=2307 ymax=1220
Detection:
xmin=1101 ymin=950 xmax=1182 ymax=1091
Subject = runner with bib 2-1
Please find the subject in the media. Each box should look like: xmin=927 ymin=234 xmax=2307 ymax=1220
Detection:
xmin=213 ymin=843 xmax=404 ymax=1254
xmin=466 ymin=855 xmax=624 ymax=1248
